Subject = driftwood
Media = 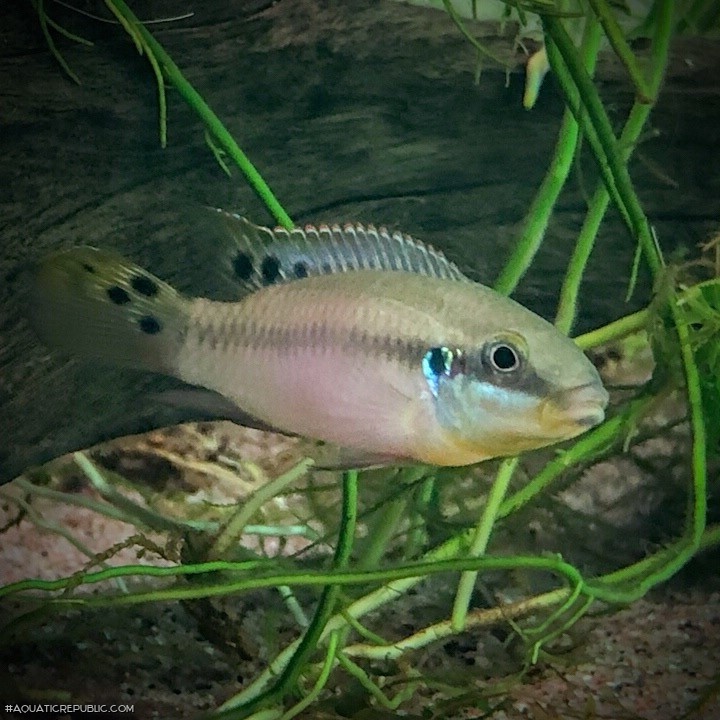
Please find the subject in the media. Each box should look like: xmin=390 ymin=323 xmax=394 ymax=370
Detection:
xmin=1 ymin=0 xmax=719 ymax=482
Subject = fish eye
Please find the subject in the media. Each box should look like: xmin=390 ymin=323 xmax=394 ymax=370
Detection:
xmin=485 ymin=340 xmax=522 ymax=373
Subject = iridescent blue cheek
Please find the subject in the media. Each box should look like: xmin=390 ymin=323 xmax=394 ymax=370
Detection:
xmin=422 ymin=346 xmax=454 ymax=397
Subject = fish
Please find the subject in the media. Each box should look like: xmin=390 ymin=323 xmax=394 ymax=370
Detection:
xmin=211 ymin=210 xmax=471 ymax=291
xmin=0 ymin=214 xmax=608 ymax=482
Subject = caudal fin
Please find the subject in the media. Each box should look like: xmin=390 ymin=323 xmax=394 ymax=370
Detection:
xmin=28 ymin=246 xmax=189 ymax=374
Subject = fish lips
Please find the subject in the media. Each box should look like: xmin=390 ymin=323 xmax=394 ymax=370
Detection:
xmin=542 ymin=380 xmax=609 ymax=434
xmin=562 ymin=381 xmax=609 ymax=427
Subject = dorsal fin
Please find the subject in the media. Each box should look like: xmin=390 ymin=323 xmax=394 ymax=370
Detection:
xmin=211 ymin=209 xmax=471 ymax=291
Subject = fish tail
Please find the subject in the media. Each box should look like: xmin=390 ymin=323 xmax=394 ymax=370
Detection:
xmin=28 ymin=246 xmax=189 ymax=374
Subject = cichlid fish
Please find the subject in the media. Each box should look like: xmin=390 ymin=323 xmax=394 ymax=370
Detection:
xmin=211 ymin=210 xmax=471 ymax=291
xmin=15 ymin=214 xmax=608 ymax=476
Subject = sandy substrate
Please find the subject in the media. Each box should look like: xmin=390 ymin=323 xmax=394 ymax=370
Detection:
xmin=1 ymin=416 xmax=718 ymax=719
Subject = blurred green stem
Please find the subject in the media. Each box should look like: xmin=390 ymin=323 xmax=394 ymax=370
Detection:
xmin=543 ymin=28 xmax=618 ymax=218
xmin=405 ymin=475 xmax=436 ymax=558
xmin=451 ymin=456 xmax=518 ymax=631
xmin=555 ymin=0 xmax=675 ymax=333
xmin=209 ymin=459 xmax=314 ymax=560
xmin=494 ymin=17 xmax=602 ymax=296
xmin=441 ymin=0 xmax=508 ymax=67
xmin=361 ymin=495 xmax=409 ymax=568
xmin=279 ymin=631 xmax=340 ymax=720
xmin=74 ymin=452 xmax=197 ymax=533
xmin=543 ymin=16 xmax=648 ymax=255
xmin=587 ymin=0 xmax=653 ymax=102
xmin=543 ymin=1 xmax=706 ymax=590
xmin=222 ymin=470 xmax=358 ymax=718
xmin=104 ymin=0 xmax=293 ymax=229
xmin=33 ymin=0 xmax=90 ymax=84
xmin=573 ymin=307 xmax=649 ymax=349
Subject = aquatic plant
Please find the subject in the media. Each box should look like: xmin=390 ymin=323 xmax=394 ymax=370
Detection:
xmin=4 ymin=0 xmax=720 ymax=717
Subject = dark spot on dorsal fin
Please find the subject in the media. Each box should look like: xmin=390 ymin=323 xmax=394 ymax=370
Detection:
xmin=293 ymin=261 xmax=308 ymax=278
xmin=131 ymin=274 xmax=159 ymax=297
xmin=138 ymin=315 xmax=162 ymax=335
xmin=107 ymin=286 xmax=131 ymax=305
xmin=82 ymin=262 xmax=96 ymax=274
xmin=232 ymin=251 xmax=254 ymax=281
xmin=261 ymin=255 xmax=281 ymax=284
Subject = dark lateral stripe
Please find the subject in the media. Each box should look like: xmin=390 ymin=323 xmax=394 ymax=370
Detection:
xmin=189 ymin=314 xmax=553 ymax=398
xmin=190 ymin=315 xmax=429 ymax=368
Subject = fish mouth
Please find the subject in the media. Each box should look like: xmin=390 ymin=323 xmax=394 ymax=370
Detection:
xmin=557 ymin=381 xmax=609 ymax=428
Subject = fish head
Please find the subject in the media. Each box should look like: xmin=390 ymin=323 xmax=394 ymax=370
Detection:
xmin=423 ymin=321 xmax=608 ymax=463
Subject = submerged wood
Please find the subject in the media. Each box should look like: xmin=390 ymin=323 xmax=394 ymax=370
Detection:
xmin=1 ymin=0 xmax=719 ymax=482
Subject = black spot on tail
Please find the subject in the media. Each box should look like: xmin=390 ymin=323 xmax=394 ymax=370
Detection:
xmin=107 ymin=286 xmax=131 ymax=305
xmin=131 ymin=275 xmax=159 ymax=297
xmin=261 ymin=255 xmax=281 ymax=284
xmin=232 ymin=252 xmax=254 ymax=281
xmin=82 ymin=263 xmax=96 ymax=274
xmin=293 ymin=261 xmax=308 ymax=278
xmin=139 ymin=315 xmax=162 ymax=335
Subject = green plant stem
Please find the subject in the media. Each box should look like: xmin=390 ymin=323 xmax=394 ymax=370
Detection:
xmin=74 ymin=452 xmax=196 ymax=533
xmin=405 ymin=475 xmax=436 ymax=558
xmin=3 ymin=489 xmax=111 ymax=570
xmin=343 ymin=586 xmax=570 ymax=661
xmin=543 ymin=19 xmax=633 ymax=235
xmin=572 ymin=307 xmax=648 ymax=349
xmin=242 ymin=712 xmax=281 ymax=720
xmin=588 ymin=510 xmax=715 ymax=604
xmin=596 ymin=523 xmax=720 ymax=588
xmin=494 ymin=108 xmax=579 ymax=295
xmin=554 ymin=186 xmax=609 ymax=333
xmin=306 ymin=474 xmax=421 ymax=691
xmin=220 ymin=470 xmax=358 ymax=718
xmin=104 ymin=0 xmax=293 ymax=229
xmin=7 ymin=527 xmax=720 ymax=697
xmin=8 ymin=478 xmax=155 ymax=527
xmin=210 ymin=553 xmax=581 ymax=712
xmin=104 ymin=0 xmax=167 ymax=146
xmin=665 ymin=316 xmax=707 ymax=552
xmin=279 ymin=631 xmax=340 ymax=720
xmin=555 ymin=0 xmax=674 ymax=333
xmin=209 ymin=459 xmax=313 ymax=560
xmin=34 ymin=0 xmax=82 ymax=84
xmin=0 ymin=546 xmax=590 ymax=604
xmin=451 ymin=456 xmax=518 ymax=631
xmin=339 ymin=523 xmax=720 ymax=662
xmin=441 ymin=0 xmax=508 ymax=67
xmin=542 ymin=9 xmax=673 ymax=273
xmin=335 ymin=652 xmax=418 ymax=708
xmin=498 ymin=396 xmax=650 ymax=520
xmin=544 ymin=0 xmax=706 ymax=594
xmin=555 ymin=103 xmax=655 ymax=332
xmin=360 ymin=495 xmax=408 ymax=569
xmin=494 ymin=17 xmax=602 ymax=296
xmin=587 ymin=0 xmax=653 ymax=102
